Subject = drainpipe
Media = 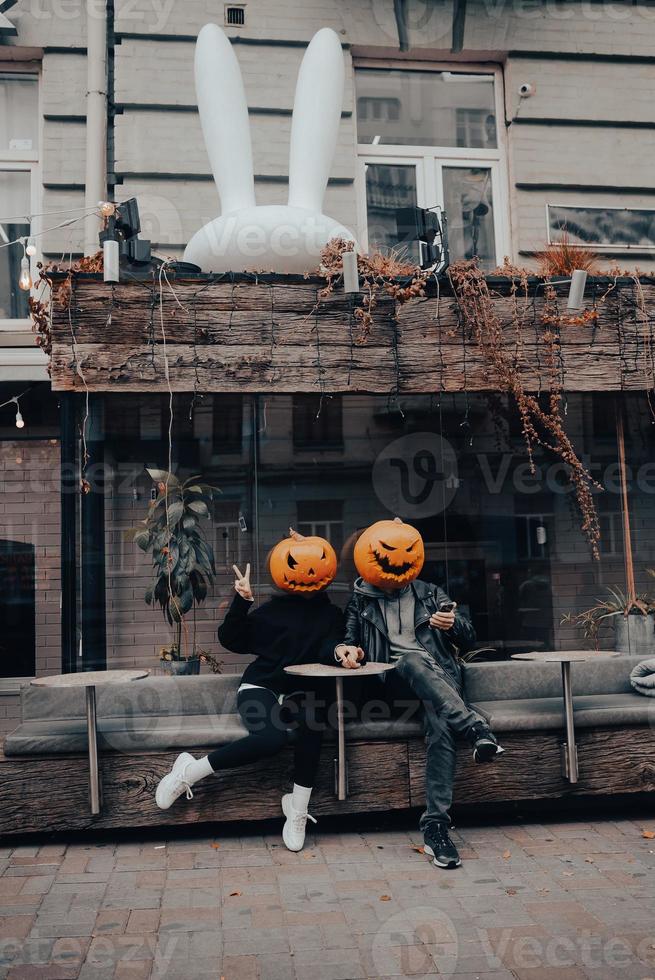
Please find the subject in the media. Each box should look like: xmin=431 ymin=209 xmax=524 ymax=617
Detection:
xmin=84 ymin=0 xmax=108 ymax=255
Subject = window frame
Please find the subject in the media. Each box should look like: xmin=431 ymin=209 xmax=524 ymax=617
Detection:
xmin=354 ymin=60 xmax=510 ymax=266
xmin=0 ymin=67 xmax=42 ymax=333
xmin=546 ymin=203 xmax=655 ymax=252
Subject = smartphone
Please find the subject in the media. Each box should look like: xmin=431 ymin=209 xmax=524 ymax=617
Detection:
xmin=439 ymin=600 xmax=455 ymax=613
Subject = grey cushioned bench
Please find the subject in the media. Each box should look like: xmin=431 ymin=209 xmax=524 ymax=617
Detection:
xmin=4 ymin=654 xmax=651 ymax=756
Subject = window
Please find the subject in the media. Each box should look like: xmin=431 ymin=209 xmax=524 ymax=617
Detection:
xmin=212 ymin=394 xmax=243 ymax=453
xmin=297 ymin=500 xmax=344 ymax=553
xmin=548 ymin=205 xmax=655 ymax=251
xmin=292 ymin=395 xmax=343 ymax=450
xmin=0 ymin=73 xmax=39 ymax=325
xmin=355 ymin=66 xmax=508 ymax=270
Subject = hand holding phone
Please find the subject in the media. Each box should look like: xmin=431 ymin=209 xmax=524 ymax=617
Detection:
xmin=429 ymin=600 xmax=457 ymax=631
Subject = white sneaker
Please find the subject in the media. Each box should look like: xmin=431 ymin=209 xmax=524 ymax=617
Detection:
xmin=155 ymin=752 xmax=197 ymax=810
xmin=281 ymin=793 xmax=317 ymax=852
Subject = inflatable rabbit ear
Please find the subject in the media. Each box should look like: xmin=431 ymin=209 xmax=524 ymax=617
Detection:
xmin=195 ymin=23 xmax=255 ymax=213
xmin=288 ymin=28 xmax=345 ymax=211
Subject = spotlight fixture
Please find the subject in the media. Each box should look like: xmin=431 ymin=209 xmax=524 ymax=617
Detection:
xmin=99 ymin=198 xmax=153 ymax=282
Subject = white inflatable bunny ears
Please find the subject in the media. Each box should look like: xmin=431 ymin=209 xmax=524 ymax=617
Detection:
xmin=183 ymin=24 xmax=355 ymax=274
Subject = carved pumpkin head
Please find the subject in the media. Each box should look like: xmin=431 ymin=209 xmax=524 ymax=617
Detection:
xmin=269 ymin=528 xmax=337 ymax=593
xmin=353 ymin=517 xmax=424 ymax=589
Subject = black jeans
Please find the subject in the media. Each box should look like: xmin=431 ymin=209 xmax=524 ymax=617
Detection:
xmin=207 ymin=685 xmax=327 ymax=788
xmin=360 ymin=650 xmax=486 ymax=828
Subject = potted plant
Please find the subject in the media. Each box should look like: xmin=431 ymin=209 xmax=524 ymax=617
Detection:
xmin=131 ymin=469 xmax=220 ymax=675
xmin=561 ymin=578 xmax=655 ymax=655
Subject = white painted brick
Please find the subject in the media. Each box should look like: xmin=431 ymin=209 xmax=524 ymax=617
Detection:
xmin=114 ymin=109 xmax=356 ymax=179
xmin=114 ymin=39 xmax=353 ymax=112
xmin=42 ymin=52 xmax=87 ymax=117
xmin=42 ymin=120 xmax=86 ymax=185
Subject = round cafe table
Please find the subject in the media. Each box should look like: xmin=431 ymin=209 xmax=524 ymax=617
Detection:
xmin=31 ymin=669 xmax=150 ymax=815
xmin=511 ymin=651 xmax=619 ymax=784
xmin=284 ymin=661 xmax=395 ymax=800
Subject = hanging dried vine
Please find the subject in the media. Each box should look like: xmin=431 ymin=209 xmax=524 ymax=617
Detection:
xmin=449 ymin=260 xmax=602 ymax=558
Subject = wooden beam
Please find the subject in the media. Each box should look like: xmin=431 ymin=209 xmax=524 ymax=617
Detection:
xmin=46 ymin=276 xmax=655 ymax=395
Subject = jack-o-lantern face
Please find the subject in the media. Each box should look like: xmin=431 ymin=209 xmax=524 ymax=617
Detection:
xmin=353 ymin=518 xmax=424 ymax=589
xmin=269 ymin=531 xmax=337 ymax=593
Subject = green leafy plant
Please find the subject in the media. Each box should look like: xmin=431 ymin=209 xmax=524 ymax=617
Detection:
xmin=131 ymin=469 xmax=220 ymax=660
xmin=561 ymin=581 xmax=655 ymax=649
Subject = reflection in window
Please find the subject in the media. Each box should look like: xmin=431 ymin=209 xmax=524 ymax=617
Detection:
xmin=443 ymin=167 xmax=496 ymax=269
xmin=0 ymin=75 xmax=39 ymax=153
xmin=548 ymin=205 xmax=655 ymax=249
xmin=292 ymin=395 xmax=343 ymax=450
xmin=297 ymin=500 xmax=344 ymax=554
xmin=364 ymin=162 xmax=419 ymax=262
xmin=213 ymin=395 xmax=244 ymax=453
xmin=356 ymin=69 xmax=497 ymax=148
xmin=0 ymin=171 xmax=30 ymax=319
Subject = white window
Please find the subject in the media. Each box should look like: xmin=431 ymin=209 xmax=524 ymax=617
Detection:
xmin=355 ymin=65 xmax=509 ymax=270
xmin=0 ymin=72 xmax=40 ymax=329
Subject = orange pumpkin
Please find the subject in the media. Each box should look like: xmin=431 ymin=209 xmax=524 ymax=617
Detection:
xmin=269 ymin=529 xmax=337 ymax=593
xmin=353 ymin=517 xmax=424 ymax=588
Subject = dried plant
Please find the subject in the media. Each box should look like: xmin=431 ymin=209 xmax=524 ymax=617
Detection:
xmin=561 ymin=586 xmax=655 ymax=650
xmin=448 ymin=260 xmax=602 ymax=558
xmin=538 ymin=231 xmax=599 ymax=277
xmin=316 ymin=238 xmax=429 ymax=342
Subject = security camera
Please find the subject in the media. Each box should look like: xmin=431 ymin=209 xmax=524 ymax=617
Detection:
xmin=518 ymin=82 xmax=535 ymax=98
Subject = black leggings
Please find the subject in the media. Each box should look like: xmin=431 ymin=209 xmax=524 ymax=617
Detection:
xmin=207 ymin=686 xmax=327 ymax=788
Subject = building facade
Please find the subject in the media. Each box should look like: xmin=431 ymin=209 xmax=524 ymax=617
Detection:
xmin=1 ymin=0 xmax=654 ymax=730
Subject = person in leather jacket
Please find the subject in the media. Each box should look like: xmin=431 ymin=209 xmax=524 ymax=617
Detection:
xmin=336 ymin=518 xmax=503 ymax=870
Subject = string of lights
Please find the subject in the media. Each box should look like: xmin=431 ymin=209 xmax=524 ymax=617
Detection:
xmin=0 ymin=386 xmax=32 ymax=429
xmin=6 ymin=201 xmax=119 ymax=293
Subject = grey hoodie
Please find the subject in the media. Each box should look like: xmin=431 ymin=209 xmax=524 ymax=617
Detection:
xmin=363 ymin=583 xmax=425 ymax=661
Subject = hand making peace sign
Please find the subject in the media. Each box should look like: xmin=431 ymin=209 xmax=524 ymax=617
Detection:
xmin=232 ymin=563 xmax=253 ymax=602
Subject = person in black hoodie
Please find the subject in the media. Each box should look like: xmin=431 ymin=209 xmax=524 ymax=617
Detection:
xmin=155 ymin=530 xmax=343 ymax=852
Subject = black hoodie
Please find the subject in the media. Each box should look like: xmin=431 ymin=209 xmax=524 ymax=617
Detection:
xmin=217 ymin=591 xmax=344 ymax=694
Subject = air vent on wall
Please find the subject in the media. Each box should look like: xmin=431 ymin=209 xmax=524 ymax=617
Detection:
xmin=225 ymin=5 xmax=246 ymax=27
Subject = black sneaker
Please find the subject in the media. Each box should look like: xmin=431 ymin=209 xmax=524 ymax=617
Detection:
xmin=423 ymin=823 xmax=461 ymax=869
xmin=470 ymin=722 xmax=502 ymax=764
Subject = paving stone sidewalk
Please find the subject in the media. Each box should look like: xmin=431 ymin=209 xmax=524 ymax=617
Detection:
xmin=1 ymin=812 xmax=655 ymax=980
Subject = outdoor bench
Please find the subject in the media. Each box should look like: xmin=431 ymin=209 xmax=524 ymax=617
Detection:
xmin=1 ymin=655 xmax=653 ymax=836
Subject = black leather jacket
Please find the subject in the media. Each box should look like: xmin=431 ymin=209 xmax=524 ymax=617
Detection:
xmin=342 ymin=578 xmax=476 ymax=688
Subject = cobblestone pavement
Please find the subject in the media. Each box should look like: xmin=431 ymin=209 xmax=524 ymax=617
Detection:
xmin=1 ymin=812 xmax=655 ymax=980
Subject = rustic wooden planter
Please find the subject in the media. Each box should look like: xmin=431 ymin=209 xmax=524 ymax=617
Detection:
xmin=45 ymin=273 xmax=655 ymax=395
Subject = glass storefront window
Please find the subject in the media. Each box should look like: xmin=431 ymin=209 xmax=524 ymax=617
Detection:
xmin=3 ymin=389 xmax=655 ymax=682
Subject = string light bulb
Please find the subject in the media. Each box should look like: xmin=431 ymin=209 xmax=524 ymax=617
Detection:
xmin=99 ymin=201 xmax=117 ymax=218
xmin=18 ymin=255 xmax=32 ymax=291
xmin=11 ymin=397 xmax=24 ymax=429
xmin=25 ymin=237 xmax=37 ymax=257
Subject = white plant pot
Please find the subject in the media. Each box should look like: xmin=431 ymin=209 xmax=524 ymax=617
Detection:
xmin=615 ymin=613 xmax=655 ymax=656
